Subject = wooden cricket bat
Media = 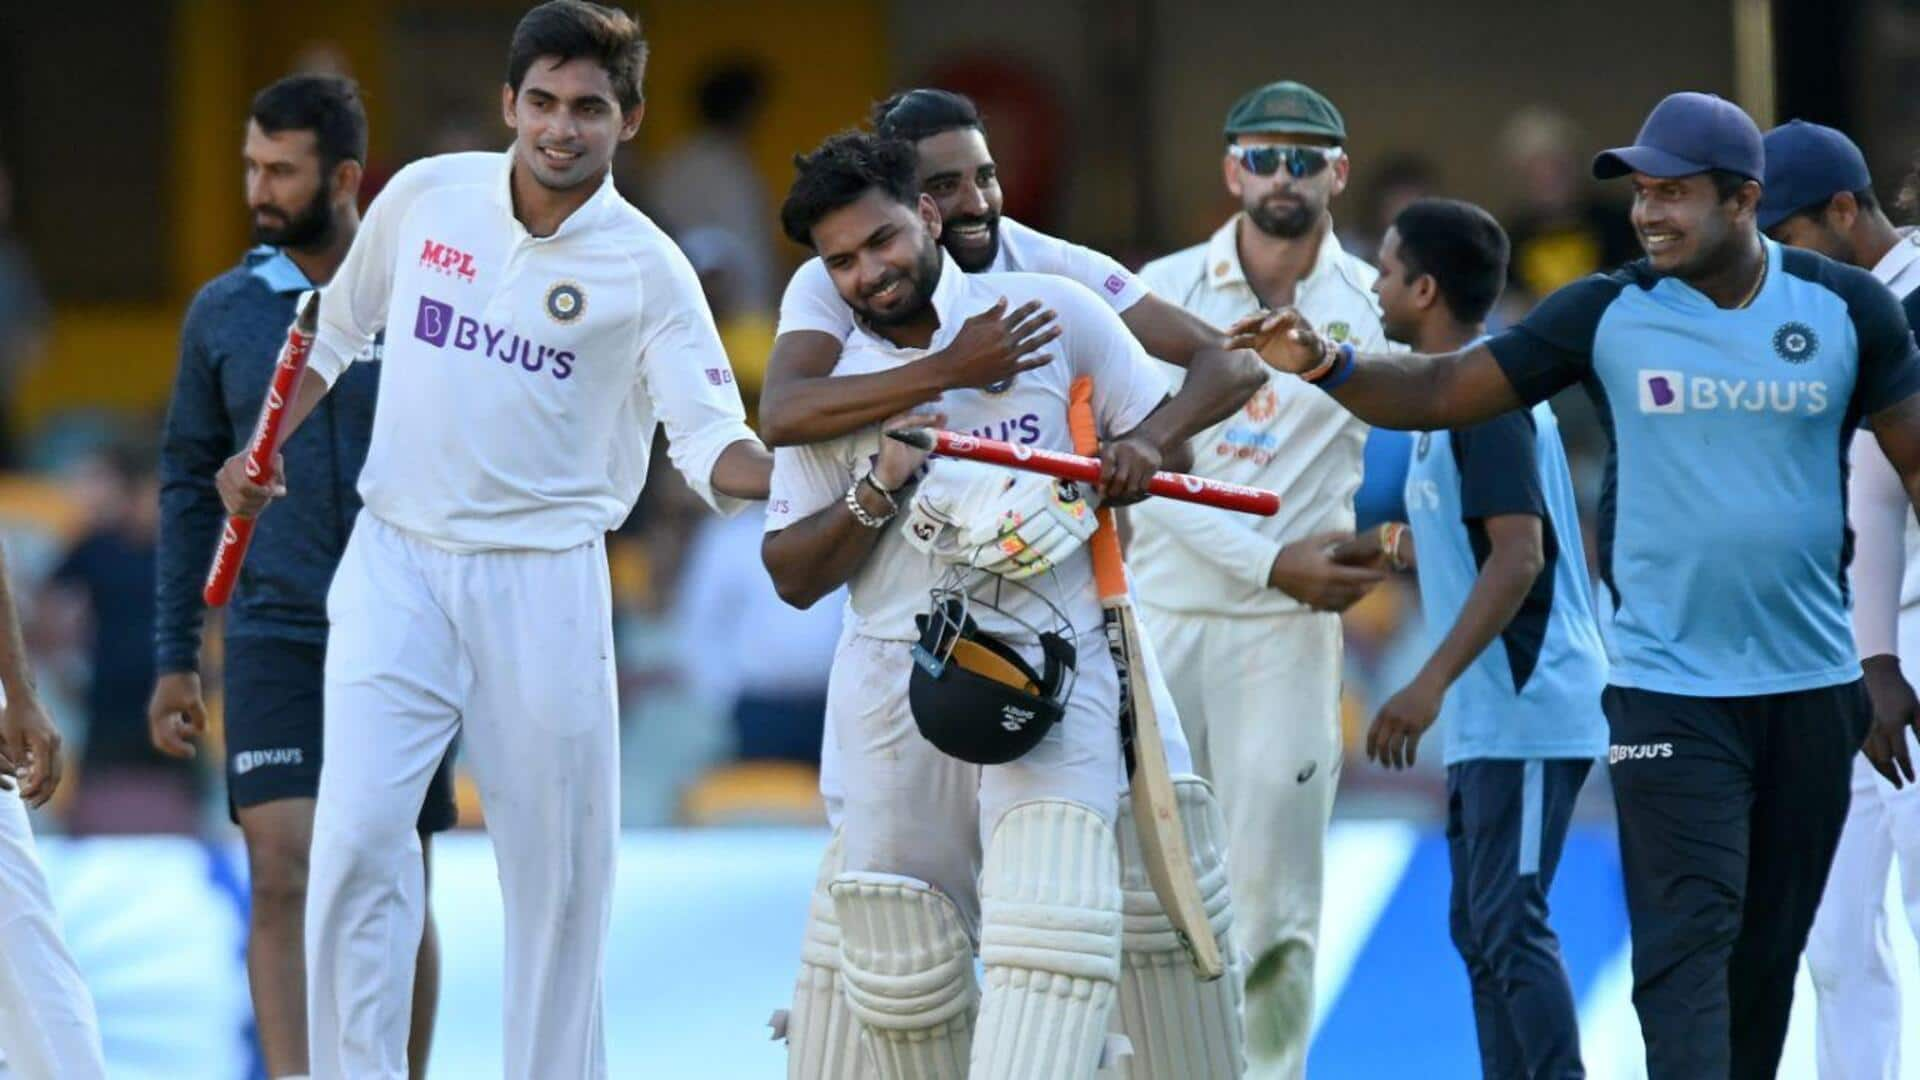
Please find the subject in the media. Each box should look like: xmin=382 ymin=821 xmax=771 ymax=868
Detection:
xmin=1068 ymin=375 xmax=1225 ymax=979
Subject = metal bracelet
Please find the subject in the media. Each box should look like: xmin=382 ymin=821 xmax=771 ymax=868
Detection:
xmin=845 ymin=481 xmax=893 ymax=528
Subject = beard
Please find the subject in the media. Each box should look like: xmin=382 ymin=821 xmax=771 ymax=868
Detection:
xmin=940 ymin=212 xmax=1001 ymax=273
xmin=851 ymin=235 xmax=944 ymax=328
xmin=1245 ymin=193 xmax=1319 ymax=239
xmin=251 ymin=175 xmax=336 ymax=249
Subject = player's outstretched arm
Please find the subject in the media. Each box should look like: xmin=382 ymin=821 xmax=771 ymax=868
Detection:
xmin=1369 ymin=514 xmax=1542 ymax=770
xmin=1232 ymin=308 xmax=1523 ymax=429
xmin=763 ymin=414 xmax=937 ymax=608
xmin=0 ymin=543 xmax=60 ymax=806
xmin=757 ymin=300 xmax=1060 ymax=447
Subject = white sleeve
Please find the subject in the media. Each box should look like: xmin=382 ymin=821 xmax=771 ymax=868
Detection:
xmin=309 ymin=160 xmax=430 ymax=386
xmin=1850 ymin=427 xmax=1909 ymax=657
xmin=765 ymin=441 xmax=853 ymax=533
xmin=634 ymin=245 xmax=762 ymax=516
xmin=1037 ymin=236 xmax=1149 ymax=315
xmin=1128 ymin=498 xmax=1285 ymax=589
xmin=1058 ymin=284 xmax=1169 ymax=438
xmin=775 ymin=259 xmax=858 ymax=340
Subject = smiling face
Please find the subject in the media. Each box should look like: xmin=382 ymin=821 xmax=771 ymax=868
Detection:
xmin=502 ymin=55 xmax=642 ymax=193
xmin=1629 ymin=171 xmax=1756 ymax=277
xmin=810 ymin=188 xmax=946 ymax=329
xmin=914 ymin=127 xmax=1003 ymax=272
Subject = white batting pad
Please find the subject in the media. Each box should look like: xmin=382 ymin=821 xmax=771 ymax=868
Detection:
xmin=830 ymin=872 xmax=977 ymax=1079
xmin=972 ymin=799 xmax=1124 ymax=1080
xmin=1104 ymin=775 xmax=1246 ymax=1078
xmin=780 ymin=830 xmax=870 ymax=1079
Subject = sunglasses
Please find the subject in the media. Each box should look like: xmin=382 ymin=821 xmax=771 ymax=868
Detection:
xmin=1228 ymin=144 xmax=1345 ymax=179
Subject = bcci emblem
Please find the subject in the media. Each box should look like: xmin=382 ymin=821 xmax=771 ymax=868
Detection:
xmin=1773 ymin=321 xmax=1818 ymax=364
xmin=545 ymin=282 xmax=586 ymax=324
xmin=1326 ymin=321 xmax=1352 ymax=343
xmin=983 ymin=376 xmax=1014 ymax=395
xmin=1416 ymin=432 xmax=1431 ymax=459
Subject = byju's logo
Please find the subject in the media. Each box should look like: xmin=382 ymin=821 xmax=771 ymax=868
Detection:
xmin=1639 ymin=370 xmax=1684 ymax=413
xmin=1608 ymin=742 xmax=1675 ymax=765
xmin=411 ymin=295 xmax=575 ymax=380
xmin=1637 ymin=370 xmax=1829 ymax=416
xmin=234 ymin=748 xmax=304 ymax=774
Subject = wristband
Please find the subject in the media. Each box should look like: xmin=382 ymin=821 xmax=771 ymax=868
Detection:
xmin=1313 ymin=342 xmax=1357 ymax=390
xmin=1380 ymin=521 xmax=1411 ymax=571
xmin=845 ymin=481 xmax=893 ymax=528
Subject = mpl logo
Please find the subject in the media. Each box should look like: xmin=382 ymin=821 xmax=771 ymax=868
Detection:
xmin=419 ymin=238 xmax=477 ymax=282
xmin=1638 ymin=370 xmax=1685 ymax=413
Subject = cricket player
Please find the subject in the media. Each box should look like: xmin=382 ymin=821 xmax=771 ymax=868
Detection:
xmin=763 ymin=129 xmax=1250 ymax=1079
xmin=1760 ymin=120 xmax=1920 ymax=1080
xmin=151 ymin=74 xmax=451 ymax=1079
xmin=760 ymin=89 xmax=1262 ymax=1079
xmin=1237 ymin=91 xmax=1920 ymax=1080
xmin=1363 ymin=198 xmax=1606 ymax=1079
xmin=213 ymin=4 xmax=768 ymax=1076
xmin=0 ymin=552 xmax=104 ymax=1079
xmin=1124 ymin=79 xmax=1390 ymax=1078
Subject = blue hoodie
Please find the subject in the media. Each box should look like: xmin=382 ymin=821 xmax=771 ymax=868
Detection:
xmin=155 ymin=247 xmax=379 ymax=672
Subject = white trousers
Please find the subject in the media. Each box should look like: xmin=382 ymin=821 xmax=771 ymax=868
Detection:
xmin=1808 ymin=729 xmax=1920 ymax=1080
xmin=1136 ymin=605 xmax=1342 ymax=1080
xmin=0 ymin=788 xmax=104 ymax=1080
xmin=307 ymin=512 xmax=619 ymax=1080
xmin=829 ymin=631 xmax=1125 ymax=930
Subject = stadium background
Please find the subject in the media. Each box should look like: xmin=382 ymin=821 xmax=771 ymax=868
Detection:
xmin=0 ymin=0 xmax=1915 ymax=1075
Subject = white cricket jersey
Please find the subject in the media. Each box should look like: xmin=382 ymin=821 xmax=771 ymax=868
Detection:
xmin=307 ymin=151 xmax=757 ymax=553
xmin=775 ymin=216 xmax=1148 ymax=340
xmin=765 ymin=254 xmax=1168 ymax=642
xmin=1128 ymin=214 xmax=1389 ymax=617
xmin=1847 ymin=229 xmax=1920 ymax=660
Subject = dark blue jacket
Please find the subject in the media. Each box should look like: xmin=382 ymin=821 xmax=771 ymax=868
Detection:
xmin=155 ymin=247 xmax=379 ymax=672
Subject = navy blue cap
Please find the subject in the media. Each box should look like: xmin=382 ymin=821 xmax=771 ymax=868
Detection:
xmin=1757 ymin=120 xmax=1873 ymax=230
xmin=1592 ymin=92 xmax=1764 ymax=183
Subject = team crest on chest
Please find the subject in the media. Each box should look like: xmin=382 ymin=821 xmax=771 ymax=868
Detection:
xmin=1416 ymin=432 xmax=1431 ymax=459
xmin=545 ymin=281 xmax=586 ymax=324
xmin=1326 ymin=321 xmax=1352 ymax=343
xmin=982 ymin=376 xmax=1014 ymax=395
xmin=1772 ymin=321 xmax=1818 ymax=364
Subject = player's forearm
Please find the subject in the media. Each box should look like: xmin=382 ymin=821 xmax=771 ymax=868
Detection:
xmin=763 ymin=496 xmax=890 ymax=608
xmin=1413 ymin=545 xmax=1541 ymax=692
xmin=1142 ymin=347 xmax=1265 ymax=443
xmin=760 ymin=360 xmax=949 ymax=447
xmin=710 ymin=439 xmax=773 ymax=501
xmin=1122 ymin=294 xmax=1232 ymax=371
xmin=270 ymin=368 xmax=334 ymax=455
xmin=1328 ymin=347 xmax=1522 ymax=430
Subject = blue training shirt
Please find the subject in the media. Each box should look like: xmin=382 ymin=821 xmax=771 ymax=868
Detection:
xmin=1405 ymin=402 xmax=1608 ymax=763
xmin=1486 ymin=237 xmax=1920 ymax=697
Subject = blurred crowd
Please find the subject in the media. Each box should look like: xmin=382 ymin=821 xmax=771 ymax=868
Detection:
xmin=0 ymin=55 xmax=1688 ymax=838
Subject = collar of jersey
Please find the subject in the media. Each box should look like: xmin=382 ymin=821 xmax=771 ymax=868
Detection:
xmin=851 ymin=249 xmax=971 ymax=354
xmin=490 ymin=150 xmax=617 ymax=241
xmin=1651 ymin=234 xmax=1780 ymax=311
xmin=1204 ymin=212 xmax=1359 ymax=296
xmin=1871 ymin=227 xmax=1920 ymax=291
xmin=245 ymin=245 xmax=313 ymax=295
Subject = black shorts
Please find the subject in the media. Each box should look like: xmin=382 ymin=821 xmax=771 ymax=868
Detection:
xmin=224 ymin=635 xmax=458 ymax=832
